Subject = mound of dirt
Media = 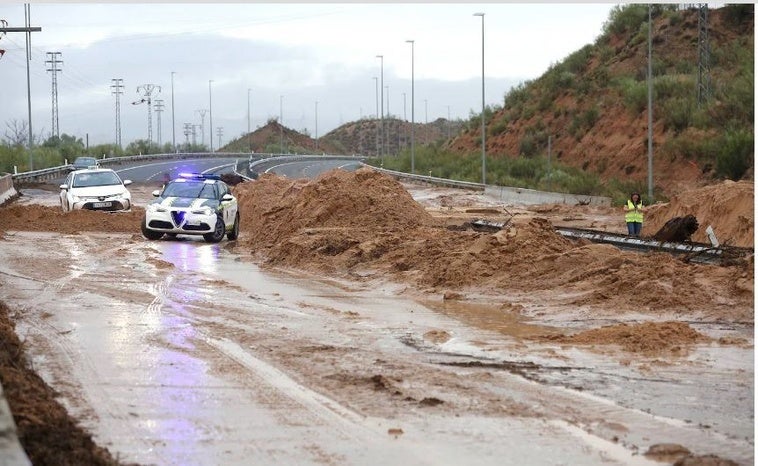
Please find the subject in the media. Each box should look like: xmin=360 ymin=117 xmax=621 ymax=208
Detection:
xmin=536 ymin=321 xmax=709 ymax=353
xmin=645 ymin=180 xmax=754 ymax=247
xmin=0 ymin=204 xmax=144 ymax=234
xmin=232 ymin=169 xmax=753 ymax=320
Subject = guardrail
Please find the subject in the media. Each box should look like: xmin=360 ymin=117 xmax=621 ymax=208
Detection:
xmin=9 ymin=152 xmax=294 ymax=184
xmin=368 ymin=165 xmax=486 ymax=191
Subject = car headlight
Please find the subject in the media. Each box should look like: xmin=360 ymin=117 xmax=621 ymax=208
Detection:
xmin=191 ymin=207 xmax=213 ymax=216
xmin=70 ymin=195 xmax=81 ymax=203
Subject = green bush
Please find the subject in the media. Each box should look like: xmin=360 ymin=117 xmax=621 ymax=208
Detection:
xmin=661 ymin=97 xmax=695 ymax=134
xmin=618 ymin=78 xmax=648 ymax=114
xmin=714 ymin=129 xmax=753 ymax=180
xmin=602 ymin=4 xmax=648 ymax=37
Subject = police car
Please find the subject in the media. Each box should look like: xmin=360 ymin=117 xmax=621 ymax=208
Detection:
xmin=141 ymin=173 xmax=239 ymax=243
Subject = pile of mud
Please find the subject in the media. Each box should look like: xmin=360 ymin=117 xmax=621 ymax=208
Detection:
xmin=233 ymin=170 xmax=753 ymax=319
xmin=645 ymin=180 xmax=754 ymax=247
xmin=0 ymin=204 xmax=143 ymax=234
xmin=536 ymin=321 xmax=708 ymax=353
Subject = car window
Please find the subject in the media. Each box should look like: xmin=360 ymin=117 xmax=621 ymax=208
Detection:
xmin=72 ymin=171 xmax=122 ymax=188
xmin=74 ymin=157 xmax=97 ymax=166
xmin=199 ymin=183 xmax=217 ymax=200
xmin=162 ymin=181 xmax=205 ymax=198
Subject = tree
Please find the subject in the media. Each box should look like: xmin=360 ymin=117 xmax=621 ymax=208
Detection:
xmin=4 ymin=119 xmax=28 ymax=147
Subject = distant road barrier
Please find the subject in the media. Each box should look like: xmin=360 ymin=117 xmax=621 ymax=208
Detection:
xmin=9 ymin=151 xmax=303 ymax=184
xmin=0 ymin=173 xmax=18 ymax=206
xmin=367 ymin=164 xmax=610 ymax=207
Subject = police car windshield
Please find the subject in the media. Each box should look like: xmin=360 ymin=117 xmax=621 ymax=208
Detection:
xmin=72 ymin=171 xmax=122 ymax=188
xmin=163 ymin=181 xmax=215 ymax=199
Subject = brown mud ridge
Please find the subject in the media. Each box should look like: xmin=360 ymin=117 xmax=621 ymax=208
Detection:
xmin=231 ymin=168 xmax=753 ymax=322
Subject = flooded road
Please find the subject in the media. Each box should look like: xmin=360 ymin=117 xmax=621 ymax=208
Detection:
xmin=0 ymin=231 xmax=752 ymax=465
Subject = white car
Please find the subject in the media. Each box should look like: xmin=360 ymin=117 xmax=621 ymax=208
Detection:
xmin=59 ymin=168 xmax=132 ymax=212
xmin=141 ymin=173 xmax=240 ymax=243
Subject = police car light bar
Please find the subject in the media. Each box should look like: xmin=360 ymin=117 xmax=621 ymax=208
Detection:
xmin=178 ymin=173 xmax=222 ymax=180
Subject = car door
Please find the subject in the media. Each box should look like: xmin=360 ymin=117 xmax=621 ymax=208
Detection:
xmin=60 ymin=173 xmax=73 ymax=211
xmin=219 ymin=183 xmax=236 ymax=225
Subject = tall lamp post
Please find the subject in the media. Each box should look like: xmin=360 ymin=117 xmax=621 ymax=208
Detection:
xmin=315 ymin=100 xmax=319 ymax=151
xmin=373 ymin=76 xmax=379 ymax=156
xmin=247 ymin=88 xmax=252 ymax=152
xmin=474 ymin=12 xmax=486 ymax=185
xmin=647 ymin=4 xmax=654 ymax=201
xmin=208 ymin=80 xmax=214 ymax=152
xmin=376 ymin=54 xmax=384 ymax=156
xmin=279 ymin=95 xmax=284 ymax=153
xmin=406 ymin=39 xmax=415 ymax=174
xmin=171 ymin=71 xmax=176 ymax=152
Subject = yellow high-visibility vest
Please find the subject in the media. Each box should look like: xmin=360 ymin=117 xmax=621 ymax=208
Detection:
xmin=625 ymin=200 xmax=643 ymax=223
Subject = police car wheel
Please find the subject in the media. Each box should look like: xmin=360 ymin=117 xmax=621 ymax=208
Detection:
xmin=227 ymin=213 xmax=240 ymax=240
xmin=203 ymin=215 xmax=225 ymax=243
xmin=141 ymin=216 xmax=164 ymax=240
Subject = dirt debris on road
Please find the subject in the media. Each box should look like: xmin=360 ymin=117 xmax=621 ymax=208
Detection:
xmin=0 ymin=168 xmax=753 ymax=464
xmin=231 ymin=168 xmax=753 ymax=323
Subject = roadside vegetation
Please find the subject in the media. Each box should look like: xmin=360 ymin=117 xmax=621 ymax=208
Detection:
xmin=367 ymin=146 xmax=648 ymax=205
xmin=0 ymin=122 xmax=207 ymax=174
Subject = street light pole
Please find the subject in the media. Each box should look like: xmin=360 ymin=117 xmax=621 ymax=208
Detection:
xmin=373 ymin=76 xmax=379 ymax=156
xmin=247 ymin=88 xmax=252 ymax=152
xmin=315 ymin=100 xmax=319 ymax=151
xmin=647 ymin=4 xmax=654 ymax=201
xmin=208 ymin=80 xmax=214 ymax=152
xmin=279 ymin=95 xmax=284 ymax=153
xmin=376 ymin=54 xmax=384 ymax=156
xmin=474 ymin=12 xmax=486 ymax=185
xmin=171 ymin=71 xmax=176 ymax=152
xmin=406 ymin=39 xmax=415 ymax=174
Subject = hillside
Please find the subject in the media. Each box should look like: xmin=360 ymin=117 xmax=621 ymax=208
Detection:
xmin=449 ymin=4 xmax=754 ymax=197
xmin=319 ymin=117 xmax=464 ymax=156
xmin=223 ymin=117 xmax=464 ymax=157
xmin=221 ymin=120 xmax=343 ymax=154
xmin=221 ymin=5 xmax=752 ymax=199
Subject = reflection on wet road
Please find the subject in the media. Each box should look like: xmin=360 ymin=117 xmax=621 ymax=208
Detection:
xmin=0 ymin=232 xmax=752 ymax=465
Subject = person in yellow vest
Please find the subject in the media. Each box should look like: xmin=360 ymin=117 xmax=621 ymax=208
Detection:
xmin=624 ymin=192 xmax=645 ymax=237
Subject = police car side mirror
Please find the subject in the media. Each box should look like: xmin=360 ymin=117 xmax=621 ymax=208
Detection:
xmin=152 ymin=190 xmax=161 ymax=197
xmin=59 ymin=184 xmax=68 ymax=190
xmin=221 ymin=194 xmax=234 ymax=202
xmin=123 ymin=180 xmax=133 ymax=186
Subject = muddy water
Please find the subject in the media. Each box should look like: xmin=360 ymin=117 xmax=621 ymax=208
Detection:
xmin=0 ymin=232 xmax=752 ymax=465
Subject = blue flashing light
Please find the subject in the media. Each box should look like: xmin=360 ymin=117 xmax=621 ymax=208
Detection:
xmin=178 ymin=172 xmax=221 ymax=181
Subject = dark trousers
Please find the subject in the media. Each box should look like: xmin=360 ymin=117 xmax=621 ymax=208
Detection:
xmin=627 ymin=222 xmax=642 ymax=236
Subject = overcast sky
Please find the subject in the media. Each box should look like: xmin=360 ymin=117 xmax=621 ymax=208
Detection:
xmin=0 ymin=3 xmax=616 ymax=148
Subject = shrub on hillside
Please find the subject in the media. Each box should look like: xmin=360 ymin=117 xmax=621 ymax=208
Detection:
xmin=661 ymin=97 xmax=695 ymax=134
xmin=714 ymin=129 xmax=753 ymax=181
xmin=617 ymin=78 xmax=648 ymax=114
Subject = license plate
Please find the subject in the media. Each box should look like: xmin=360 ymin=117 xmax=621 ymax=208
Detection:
xmin=93 ymin=202 xmax=112 ymax=208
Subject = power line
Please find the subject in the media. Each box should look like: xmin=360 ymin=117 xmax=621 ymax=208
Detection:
xmin=133 ymin=83 xmax=160 ymax=145
xmin=154 ymin=98 xmax=165 ymax=147
xmin=110 ymin=78 xmax=124 ymax=147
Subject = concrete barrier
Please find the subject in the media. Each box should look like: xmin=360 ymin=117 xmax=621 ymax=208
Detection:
xmin=0 ymin=174 xmax=18 ymax=206
xmin=485 ymin=185 xmax=611 ymax=207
